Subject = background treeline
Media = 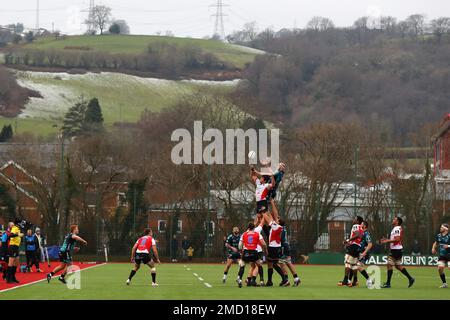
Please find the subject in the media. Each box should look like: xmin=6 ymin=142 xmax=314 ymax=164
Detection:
xmin=4 ymin=42 xmax=231 ymax=77
xmin=228 ymin=15 xmax=450 ymax=146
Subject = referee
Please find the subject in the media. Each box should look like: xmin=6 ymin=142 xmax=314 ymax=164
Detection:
xmin=6 ymin=218 xmax=24 ymax=284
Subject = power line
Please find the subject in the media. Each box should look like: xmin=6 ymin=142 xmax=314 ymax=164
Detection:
xmin=211 ymin=0 xmax=228 ymax=40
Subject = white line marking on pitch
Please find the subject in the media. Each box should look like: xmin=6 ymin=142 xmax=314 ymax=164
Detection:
xmin=193 ymin=273 xmax=198 ymax=277
xmin=198 ymin=277 xmax=204 ymax=281
xmin=0 ymin=263 xmax=107 ymax=293
xmin=204 ymin=283 xmax=212 ymax=288
xmin=186 ymin=268 xmax=191 ymax=271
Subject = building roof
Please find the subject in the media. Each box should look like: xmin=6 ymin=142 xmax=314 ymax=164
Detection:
xmin=432 ymin=114 xmax=450 ymax=142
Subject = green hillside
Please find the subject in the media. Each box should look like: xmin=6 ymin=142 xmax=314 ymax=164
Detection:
xmin=25 ymin=35 xmax=262 ymax=69
xmin=0 ymin=70 xmax=239 ymax=136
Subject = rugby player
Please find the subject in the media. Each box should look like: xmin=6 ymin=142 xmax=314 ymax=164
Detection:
xmin=47 ymin=225 xmax=87 ymax=284
xmin=223 ymin=227 xmax=241 ymax=284
xmin=265 ymin=200 xmax=289 ymax=286
xmin=350 ymin=221 xmax=373 ymax=288
xmin=267 ymin=163 xmax=286 ymax=200
xmin=250 ymin=167 xmax=275 ymax=227
xmin=279 ymin=219 xmax=301 ymax=286
xmin=431 ymin=223 xmax=450 ymax=288
xmin=237 ymin=222 xmax=267 ymax=288
xmin=6 ymin=219 xmax=24 ymax=284
xmin=380 ymin=217 xmax=415 ymax=288
xmin=338 ymin=216 xmax=364 ymax=287
xmin=127 ymin=228 xmax=160 ymax=287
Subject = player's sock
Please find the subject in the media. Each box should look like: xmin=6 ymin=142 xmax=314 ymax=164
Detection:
xmin=400 ymin=268 xmax=413 ymax=280
xmin=360 ymin=270 xmax=369 ymax=280
xmin=128 ymin=270 xmax=136 ymax=280
xmin=273 ymin=264 xmax=285 ymax=281
xmin=6 ymin=266 xmax=12 ymax=281
xmin=386 ymin=269 xmax=393 ymax=284
xmin=268 ymin=268 xmax=274 ymax=282
xmin=352 ymin=271 xmax=358 ymax=285
xmin=293 ymin=273 xmax=298 ymax=279
xmin=50 ymin=271 xmax=55 ymax=276
xmin=348 ymin=271 xmax=353 ymax=282
xmin=258 ymin=266 xmax=264 ymax=282
xmin=238 ymin=266 xmax=245 ymax=280
xmin=251 ymin=276 xmax=257 ymax=285
xmin=440 ymin=273 xmax=446 ymax=284
xmin=151 ymin=272 xmax=156 ymax=283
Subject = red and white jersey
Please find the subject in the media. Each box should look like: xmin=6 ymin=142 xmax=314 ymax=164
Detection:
xmin=349 ymin=224 xmax=364 ymax=246
xmin=268 ymin=221 xmax=283 ymax=247
xmin=240 ymin=230 xmax=263 ymax=251
xmin=255 ymin=178 xmax=270 ymax=202
xmin=390 ymin=226 xmax=403 ymax=250
xmin=135 ymin=235 xmax=156 ymax=254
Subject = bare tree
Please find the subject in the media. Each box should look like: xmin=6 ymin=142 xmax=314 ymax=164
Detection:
xmin=86 ymin=5 xmax=112 ymax=35
xmin=306 ymin=16 xmax=335 ymax=31
xmin=430 ymin=17 xmax=450 ymax=43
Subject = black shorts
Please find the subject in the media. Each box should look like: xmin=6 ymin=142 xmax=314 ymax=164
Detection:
xmin=7 ymin=245 xmax=19 ymax=258
xmin=242 ymin=250 xmax=259 ymax=263
xmin=59 ymin=251 xmax=72 ymax=264
xmin=438 ymin=254 xmax=450 ymax=262
xmin=268 ymin=246 xmax=282 ymax=261
xmin=135 ymin=252 xmax=152 ymax=265
xmin=346 ymin=244 xmax=361 ymax=258
xmin=389 ymin=249 xmax=403 ymax=261
xmin=227 ymin=252 xmax=241 ymax=261
xmin=256 ymin=200 xmax=268 ymax=214
xmin=281 ymin=244 xmax=290 ymax=258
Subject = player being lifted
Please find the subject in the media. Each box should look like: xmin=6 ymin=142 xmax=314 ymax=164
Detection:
xmin=237 ymin=222 xmax=267 ymax=288
xmin=127 ymin=228 xmax=160 ymax=287
xmin=431 ymin=223 xmax=450 ymax=288
xmin=223 ymin=227 xmax=241 ymax=284
xmin=47 ymin=225 xmax=87 ymax=284
xmin=338 ymin=216 xmax=363 ymax=287
xmin=380 ymin=217 xmax=415 ymax=288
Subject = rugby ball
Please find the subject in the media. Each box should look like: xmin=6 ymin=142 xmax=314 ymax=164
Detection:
xmin=248 ymin=150 xmax=256 ymax=160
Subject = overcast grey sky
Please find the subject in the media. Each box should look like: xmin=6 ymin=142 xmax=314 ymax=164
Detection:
xmin=1 ymin=0 xmax=448 ymax=37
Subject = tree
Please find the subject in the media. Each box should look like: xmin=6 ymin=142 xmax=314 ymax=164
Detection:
xmin=84 ymin=97 xmax=104 ymax=133
xmin=430 ymin=17 xmax=450 ymax=43
xmin=306 ymin=16 xmax=335 ymax=31
xmin=109 ymin=23 xmax=121 ymax=34
xmin=0 ymin=125 xmax=13 ymax=142
xmin=86 ymin=5 xmax=112 ymax=35
xmin=62 ymin=98 xmax=88 ymax=137
xmin=109 ymin=19 xmax=130 ymax=35
xmin=406 ymin=14 xmax=425 ymax=40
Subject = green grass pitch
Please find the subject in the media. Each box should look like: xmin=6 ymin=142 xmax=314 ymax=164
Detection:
xmin=1 ymin=263 xmax=449 ymax=300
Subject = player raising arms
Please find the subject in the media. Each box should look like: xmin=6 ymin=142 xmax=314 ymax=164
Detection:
xmin=338 ymin=216 xmax=363 ymax=287
xmin=223 ymin=227 xmax=241 ymax=284
xmin=237 ymin=222 xmax=267 ymax=288
xmin=431 ymin=223 xmax=450 ymax=288
xmin=250 ymin=167 xmax=275 ymax=227
xmin=380 ymin=217 xmax=415 ymax=288
xmin=127 ymin=228 xmax=160 ymax=287
xmin=47 ymin=225 xmax=87 ymax=284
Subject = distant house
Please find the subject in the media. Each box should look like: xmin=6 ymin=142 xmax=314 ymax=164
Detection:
xmin=0 ymin=160 xmax=128 ymax=229
xmin=432 ymin=114 xmax=450 ymax=217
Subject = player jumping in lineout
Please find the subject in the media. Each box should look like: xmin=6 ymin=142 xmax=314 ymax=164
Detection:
xmin=127 ymin=228 xmax=160 ymax=287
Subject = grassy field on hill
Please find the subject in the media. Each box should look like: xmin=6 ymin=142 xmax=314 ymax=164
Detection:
xmin=0 ymin=70 xmax=239 ymax=136
xmin=25 ymin=35 xmax=262 ymax=69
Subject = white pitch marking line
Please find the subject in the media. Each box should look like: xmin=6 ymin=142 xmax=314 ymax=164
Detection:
xmin=198 ymin=277 xmax=204 ymax=281
xmin=186 ymin=268 xmax=191 ymax=271
xmin=0 ymin=263 xmax=107 ymax=293
xmin=204 ymin=283 xmax=212 ymax=288
xmin=193 ymin=273 xmax=198 ymax=277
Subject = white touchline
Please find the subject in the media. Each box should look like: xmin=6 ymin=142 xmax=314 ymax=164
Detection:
xmin=0 ymin=263 xmax=107 ymax=293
